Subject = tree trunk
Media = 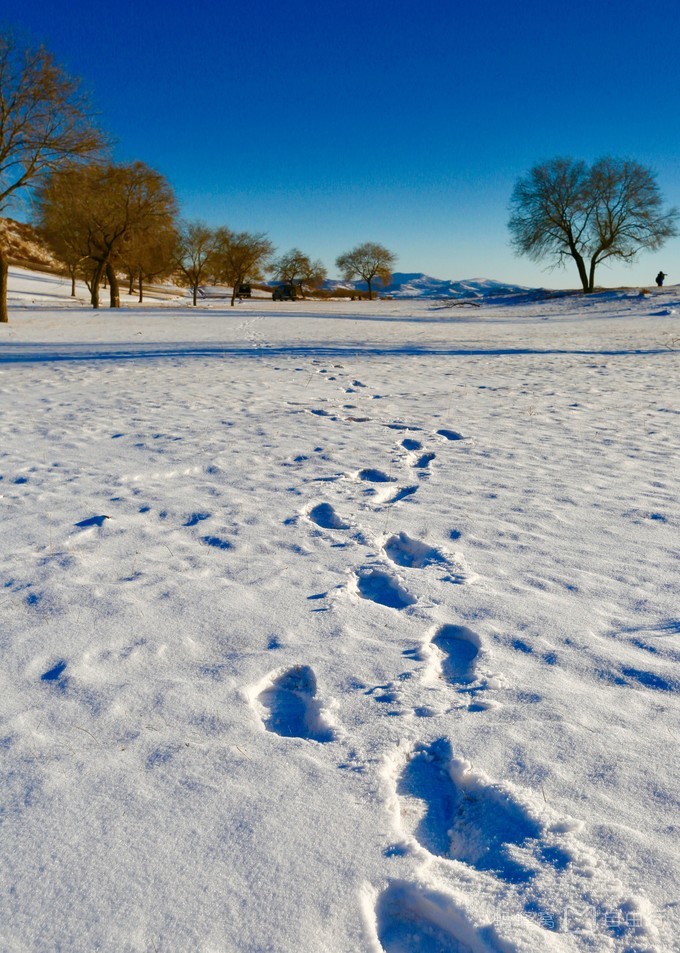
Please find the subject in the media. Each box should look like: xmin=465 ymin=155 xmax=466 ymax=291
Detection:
xmin=91 ymin=260 xmax=105 ymax=308
xmin=138 ymin=271 xmax=143 ymax=303
xmin=107 ymin=263 xmax=120 ymax=308
xmin=367 ymin=277 xmax=373 ymax=300
xmin=0 ymin=248 xmax=9 ymax=323
xmin=128 ymin=272 xmax=135 ymax=295
xmin=568 ymin=247 xmax=589 ymax=293
xmin=587 ymin=257 xmax=599 ymax=293
xmin=193 ymin=283 xmax=198 ymax=306
xmin=231 ymin=283 xmax=237 ymax=306
xmin=69 ymin=267 xmax=76 ymax=297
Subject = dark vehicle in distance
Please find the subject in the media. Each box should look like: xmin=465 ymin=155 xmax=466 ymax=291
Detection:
xmin=272 ymin=283 xmax=297 ymax=301
xmin=238 ymin=283 xmax=251 ymax=298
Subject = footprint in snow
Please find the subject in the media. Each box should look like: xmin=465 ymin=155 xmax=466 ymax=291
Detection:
xmin=383 ymin=485 xmax=419 ymax=505
xmin=357 ymin=468 xmax=396 ymax=483
xmin=431 ymin=624 xmax=481 ymax=686
xmin=255 ymin=665 xmax=336 ymax=742
xmin=374 ymin=880 xmax=495 ymax=953
xmin=413 ymin=452 xmax=436 ymax=470
xmin=383 ymin=532 xmax=447 ymax=569
xmin=383 ymin=534 xmax=467 ymax=584
xmin=184 ymin=512 xmax=211 ymax=527
xmin=400 ymin=438 xmax=422 ymax=452
xmin=306 ymin=502 xmax=349 ymax=530
xmin=201 ymin=535 xmax=233 ymax=550
xmin=396 ymin=738 xmax=542 ymax=882
xmin=353 ymin=568 xmax=416 ymax=610
xmin=418 ymin=625 xmax=497 ymax=709
xmin=435 ymin=429 xmax=464 ymax=441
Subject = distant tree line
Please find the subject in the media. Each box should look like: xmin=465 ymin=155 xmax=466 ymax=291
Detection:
xmin=2 ymin=32 xmax=677 ymax=323
xmin=0 ymin=33 xmax=398 ymax=322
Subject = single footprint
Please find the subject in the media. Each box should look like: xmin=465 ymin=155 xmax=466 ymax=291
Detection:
xmin=385 ymin=485 xmax=419 ymax=504
xmin=397 ymin=739 xmax=542 ymax=882
xmin=375 ymin=880 xmax=488 ymax=953
xmin=306 ymin=502 xmax=349 ymax=530
xmin=354 ymin=568 xmax=416 ymax=610
xmin=397 ymin=738 xmax=459 ymax=857
xmin=413 ymin=452 xmax=436 ymax=470
xmin=384 ymin=532 xmax=447 ymax=569
xmin=436 ymin=429 xmax=464 ymax=441
xmin=358 ymin=468 xmax=396 ymax=483
xmin=255 ymin=665 xmax=336 ymax=742
xmin=431 ymin=625 xmax=480 ymax=685
xmin=401 ymin=438 xmax=422 ymax=452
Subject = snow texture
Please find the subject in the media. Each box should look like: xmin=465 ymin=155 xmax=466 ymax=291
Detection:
xmin=0 ymin=267 xmax=678 ymax=952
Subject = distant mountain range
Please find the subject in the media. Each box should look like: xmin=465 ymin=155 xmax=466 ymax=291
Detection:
xmin=323 ymin=273 xmax=532 ymax=299
xmin=0 ymin=217 xmax=533 ymax=301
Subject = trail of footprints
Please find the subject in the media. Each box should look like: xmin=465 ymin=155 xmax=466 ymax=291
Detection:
xmin=259 ymin=360 xmax=515 ymax=948
xmin=251 ymin=361 xmax=640 ymax=951
xmin=28 ymin=356 xmax=653 ymax=950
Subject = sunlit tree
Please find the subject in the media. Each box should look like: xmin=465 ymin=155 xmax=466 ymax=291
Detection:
xmin=0 ymin=34 xmax=104 ymax=321
xmin=335 ymin=242 xmax=396 ymax=300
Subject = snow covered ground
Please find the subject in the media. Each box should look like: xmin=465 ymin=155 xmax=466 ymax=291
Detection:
xmin=1 ymin=268 xmax=679 ymax=952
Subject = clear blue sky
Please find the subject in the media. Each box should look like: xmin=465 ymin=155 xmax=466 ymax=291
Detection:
xmin=5 ymin=0 xmax=680 ymax=287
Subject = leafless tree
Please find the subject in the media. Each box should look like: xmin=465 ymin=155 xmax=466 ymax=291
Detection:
xmin=212 ymin=228 xmax=274 ymax=306
xmin=270 ymin=247 xmax=326 ymax=299
xmin=173 ymin=221 xmax=218 ymax=305
xmin=508 ymin=156 xmax=678 ymax=293
xmin=35 ymin=161 xmax=178 ymax=308
xmin=0 ymin=34 xmax=105 ymax=321
xmin=335 ymin=242 xmax=396 ymax=300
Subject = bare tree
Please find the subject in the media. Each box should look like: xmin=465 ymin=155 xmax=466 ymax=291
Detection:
xmin=212 ymin=229 xmax=274 ymax=306
xmin=270 ymin=247 xmax=326 ymax=299
xmin=173 ymin=221 xmax=217 ymax=305
xmin=508 ymin=156 xmax=678 ymax=293
xmin=335 ymin=242 xmax=396 ymax=300
xmin=0 ymin=34 xmax=104 ymax=321
xmin=35 ymin=161 xmax=178 ymax=308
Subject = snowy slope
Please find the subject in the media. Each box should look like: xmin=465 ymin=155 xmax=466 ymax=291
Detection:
xmin=1 ymin=268 xmax=679 ymax=953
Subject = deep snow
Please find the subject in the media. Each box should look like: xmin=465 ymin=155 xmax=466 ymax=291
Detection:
xmin=1 ymin=268 xmax=679 ymax=952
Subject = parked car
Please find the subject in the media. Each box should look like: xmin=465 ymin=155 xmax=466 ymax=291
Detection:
xmin=272 ymin=283 xmax=297 ymax=301
xmin=238 ymin=283 xmax=251 ymax=298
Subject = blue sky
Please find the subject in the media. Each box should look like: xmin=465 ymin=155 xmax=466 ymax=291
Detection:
xmin=5 ymin=0 xmax=680 ymax=286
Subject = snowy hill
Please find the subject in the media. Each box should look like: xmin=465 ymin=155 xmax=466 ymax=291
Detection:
xmin=0 ymin=217 xmax=61 ymax=269
xmin=325 ymin=272 xmax=532 ymax=298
